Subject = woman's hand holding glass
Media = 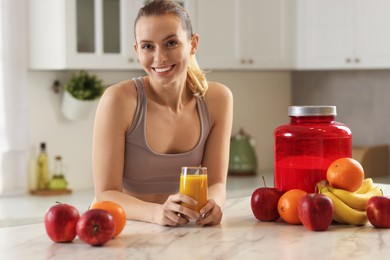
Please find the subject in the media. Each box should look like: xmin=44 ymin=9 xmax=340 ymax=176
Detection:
xmin=160 ymin=194 xmax=222 ymax=227
xmin=152 ymin=167 xmax=222 ymax=226
xmin=159 ymin=193 xmax=199 ymax=226
xmin=195 ymin=199 xmax=223 ymax=226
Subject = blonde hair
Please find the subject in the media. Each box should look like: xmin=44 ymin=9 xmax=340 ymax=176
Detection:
xmin=134 ymin=0 xmax=208 ymax=96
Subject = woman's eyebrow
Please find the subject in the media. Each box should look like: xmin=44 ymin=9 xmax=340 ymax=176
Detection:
xmin=139 ymin=34 xmax=178 ymax=44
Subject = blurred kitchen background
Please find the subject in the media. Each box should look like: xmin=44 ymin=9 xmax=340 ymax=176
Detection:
xmin=1 ymin=0 xmax=390 ymax=198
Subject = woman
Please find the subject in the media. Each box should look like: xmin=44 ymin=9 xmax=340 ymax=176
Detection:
xmin=92 ymin=0 xmax=233 ymax=226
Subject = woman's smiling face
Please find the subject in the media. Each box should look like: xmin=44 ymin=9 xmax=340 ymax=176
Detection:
xmin=134 ymin=14 xmax=196 ymax=86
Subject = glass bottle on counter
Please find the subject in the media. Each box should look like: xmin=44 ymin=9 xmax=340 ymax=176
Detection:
xmin=48 ymin=155 xmax=68 ymax=190
xmin=37 ymin=142 xmax=49 ymax=190
xmin=274 ymin=106 xmax=352 ymax=193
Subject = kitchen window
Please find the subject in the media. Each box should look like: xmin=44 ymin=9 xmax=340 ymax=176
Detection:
xmin=0 ymin=0 xmax=29 ymax=196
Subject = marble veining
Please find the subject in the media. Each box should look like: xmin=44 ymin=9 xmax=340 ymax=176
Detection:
xmin=2 ymin=184 xmax=390 ymax=259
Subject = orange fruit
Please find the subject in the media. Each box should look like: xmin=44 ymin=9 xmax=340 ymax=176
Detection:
xmin=326 ymin=157 xmax=364 ymax=192
xmin=277 ymin=189 xmax=307 ymax=225
xmin=90 ymin=201 xmax=126 ymax=237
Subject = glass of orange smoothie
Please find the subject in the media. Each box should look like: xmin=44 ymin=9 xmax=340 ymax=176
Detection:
xmin=180 ymin=166 xmax=208 ymax=213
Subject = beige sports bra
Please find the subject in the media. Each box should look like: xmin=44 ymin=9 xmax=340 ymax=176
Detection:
xmin=122 ymin=77 xmax=212 ymax=194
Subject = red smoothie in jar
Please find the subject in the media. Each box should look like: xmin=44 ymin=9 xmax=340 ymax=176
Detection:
xmin=274 ymin=106 xmax=352 ymax=193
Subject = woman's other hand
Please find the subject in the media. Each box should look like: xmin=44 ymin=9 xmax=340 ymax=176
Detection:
xmin=196 ymin=199 xmax=222 ymax=226
xmin=157 ymin=193 xmax=200 ymax=226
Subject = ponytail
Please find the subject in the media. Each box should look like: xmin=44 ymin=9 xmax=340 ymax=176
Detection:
xmin=186 ymin=55 xmax=208 ymax=97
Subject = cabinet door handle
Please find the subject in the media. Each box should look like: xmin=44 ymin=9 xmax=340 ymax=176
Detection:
xmin=128 ymin=58 xmax=134 ymax=63
xmin=355 ymin=58 xmax=360 ymax=63
xmin=240 ymin=59 xmax=254 ymax=64
xmin=345 ymin=58 xmax=351 ymax=63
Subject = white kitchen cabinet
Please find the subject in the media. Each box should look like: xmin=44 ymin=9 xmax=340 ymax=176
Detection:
xmin=28 ymin=0 xmax=196 ymax=70
xmin=295 ymin=0 xmax=390 ymax=69
xmin=29 ymin=0 xmax=142 ymax=70
xmin=196 ymin=0 xmax=294 ymax=70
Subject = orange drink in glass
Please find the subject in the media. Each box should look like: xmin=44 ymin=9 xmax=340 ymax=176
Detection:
xmin=180 ymin=167 xmax=208 ymax=212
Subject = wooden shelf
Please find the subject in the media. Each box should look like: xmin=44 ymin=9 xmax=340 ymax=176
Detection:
xmin=30 ymin=189 xmax=72 ymax=196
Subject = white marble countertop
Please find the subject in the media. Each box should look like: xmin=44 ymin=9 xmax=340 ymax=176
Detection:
xmin=0 ymin=174 xmax=272 ymax=227
xmin=1 ymin=184 xmax=390 ymax=259
xmin=1 ymin=172 xmax=389 ymax=227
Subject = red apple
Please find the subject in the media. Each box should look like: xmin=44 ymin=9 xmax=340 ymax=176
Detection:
xmin=298 ymin=193 xmax=334 ymax=231
xmin=251 ymin=187 xmax=283 ymax=221
xmin=44 ymin=203 xmax=80 ymax=243
xmin=367 ymin=196 xmax=390 ymax=228
xmin=76 ymin=209 xmax=115 ymax=246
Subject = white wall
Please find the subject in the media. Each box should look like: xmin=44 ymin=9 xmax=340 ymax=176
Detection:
xmin=28 ymin=70 xmax=291 ymax=191
xmin=292 ymin=70 xmax=390 ymax=147
xmin=206 ymin=71 xmax=291 ymax=175
xmin=292 ymin=70 xmax=390 ymax=176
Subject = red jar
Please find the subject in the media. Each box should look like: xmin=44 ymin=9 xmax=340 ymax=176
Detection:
xmin=274 ymin=106 xmax=352 ymax=193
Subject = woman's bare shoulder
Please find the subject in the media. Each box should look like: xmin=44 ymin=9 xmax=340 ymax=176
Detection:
xmin=204 ymin=81 xmax=233 ymax=105
xmin=203 ymin=81 xmax=233 ymax=122
xmin=98 ymin=79 xmax=137 ymax=109
xmin=104 ymin=79 xmax=137 ymax=100
xmin=95 ymin=79 xmax=138 ymax=130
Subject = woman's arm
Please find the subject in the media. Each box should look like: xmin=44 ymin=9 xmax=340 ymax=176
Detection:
xmin=196 ymin=82 xmax=233 ymax=225
xmin=92 ymin=80 xmax=153 ymax=220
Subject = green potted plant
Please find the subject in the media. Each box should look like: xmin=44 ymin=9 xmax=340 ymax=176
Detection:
xmin=61 ymin=71 xmax=105 ymax=120
xmin=65 ymin=71 xmax=105 ymax=100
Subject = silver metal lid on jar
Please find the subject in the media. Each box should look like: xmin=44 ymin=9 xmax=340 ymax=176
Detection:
xmin=289 ymin=106 xmax=337 ymax=116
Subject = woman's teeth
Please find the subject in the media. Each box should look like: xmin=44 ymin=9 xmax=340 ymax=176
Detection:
xmin=154 ymin=66 xmax=173 ymax=73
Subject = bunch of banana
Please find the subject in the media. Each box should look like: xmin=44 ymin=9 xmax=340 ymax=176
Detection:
xmin=317 ymin=178 xmax=383 ymax=225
